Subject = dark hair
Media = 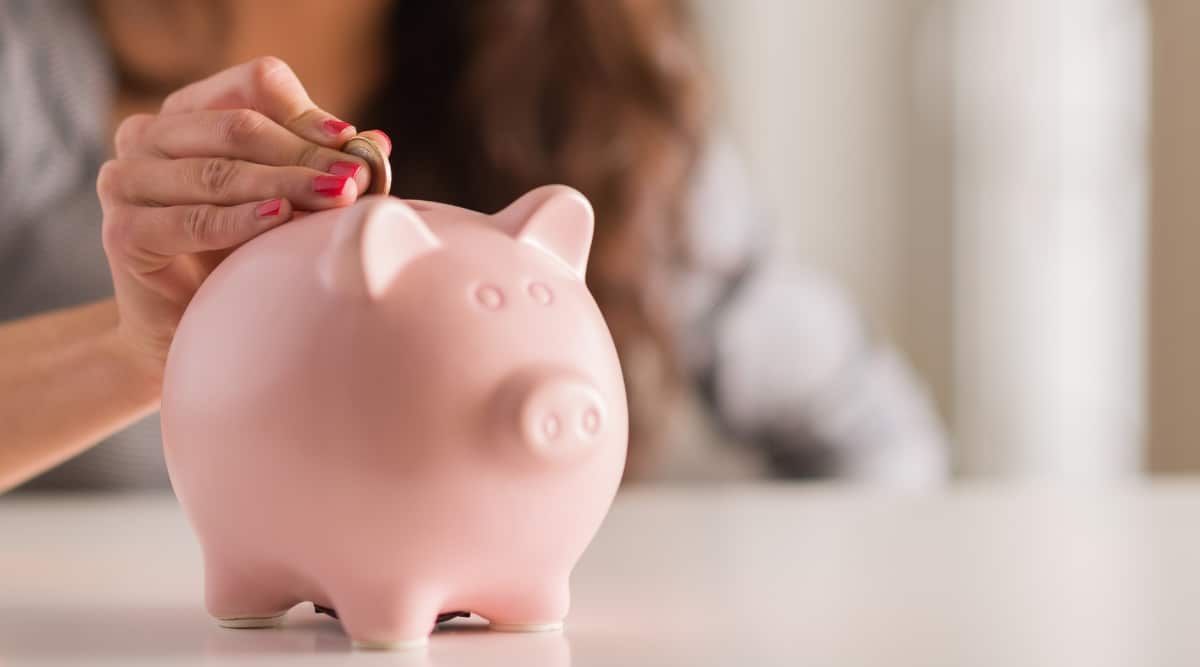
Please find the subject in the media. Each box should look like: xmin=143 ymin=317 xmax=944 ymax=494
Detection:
xmin=363 ymin=0 xmax=711 ymax=477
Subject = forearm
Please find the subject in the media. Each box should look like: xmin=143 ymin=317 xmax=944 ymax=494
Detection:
xmin=699 ymin=261 xmax=950 ymax=487
xmin=0 ymin=301 xmax=160 ymax=493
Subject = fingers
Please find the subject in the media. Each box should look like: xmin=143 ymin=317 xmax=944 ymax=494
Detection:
xmin=116 ymin=110 xmax=372 ymax=194
xmin=113 ymin=113 xmax=155 ymax=157
xmin=102 ymin=198 xmax=294 ymax=265
xmin=160 ymin=56 xmax=354 ymax=148
xmin=106 ymin=157 xmax=360 ymax=210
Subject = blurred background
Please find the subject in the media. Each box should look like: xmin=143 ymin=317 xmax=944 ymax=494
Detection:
xmin=8 ymin=0 xmax=1200 ymax=488
xmin=683 ymin=0 xmax=1196 ymax=482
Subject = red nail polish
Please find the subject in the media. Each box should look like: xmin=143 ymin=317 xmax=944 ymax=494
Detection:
xmin=373 ymin=130 xmax=392 ymax=153
xmin=313 ymin=174 xmax=350 ymax=196
xmin=328 ymin=161 xmax=363 ymax=178
xmin=322 ymin=119 xmax=352 ymax=135
xmin=256 ymin=198 xmax=282 ymax=217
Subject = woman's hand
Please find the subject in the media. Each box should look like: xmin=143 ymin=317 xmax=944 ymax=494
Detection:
xmin=97 ymin=57 xmax=390 ymax=385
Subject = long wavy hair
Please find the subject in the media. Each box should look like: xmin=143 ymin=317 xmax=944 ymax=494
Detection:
xmin=363 ymin=0 xmax=711 ymax=477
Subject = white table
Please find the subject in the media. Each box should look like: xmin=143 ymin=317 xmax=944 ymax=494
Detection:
xmin=2 ymin=483 xmax=1199 ymax=666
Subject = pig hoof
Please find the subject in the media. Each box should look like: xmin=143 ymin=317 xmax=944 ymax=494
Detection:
xmin=489 ymin=621 xmax=564 ymax=633
xmin=351 ymin=637 xmax=429 ymax=651
xmin=216 ymin=613 xmax=287 ymax=629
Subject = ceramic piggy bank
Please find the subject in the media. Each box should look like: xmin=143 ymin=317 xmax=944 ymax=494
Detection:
xmin=160 ymin=186 xmax=628 ymax=650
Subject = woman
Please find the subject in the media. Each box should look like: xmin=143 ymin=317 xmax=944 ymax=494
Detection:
xmin=0 ymin=0 xmax=947 ymax=491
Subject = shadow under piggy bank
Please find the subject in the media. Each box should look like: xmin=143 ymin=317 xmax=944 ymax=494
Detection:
xmin=0 ymin=604 xmax=572 ymax=665
xmin=210 ymin=607 xmax=574 ymax=665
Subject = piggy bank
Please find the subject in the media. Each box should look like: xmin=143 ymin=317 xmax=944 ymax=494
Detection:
xmin=160 ymin=186 xmax=628 ymax=650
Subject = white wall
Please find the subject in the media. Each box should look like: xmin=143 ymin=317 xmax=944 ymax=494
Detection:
xmin=692 ymin=0 xmax=1149 ymax=479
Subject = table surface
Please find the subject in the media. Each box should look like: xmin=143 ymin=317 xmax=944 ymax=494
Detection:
xmin=2 ymin=482 xmax=1199 ymax=667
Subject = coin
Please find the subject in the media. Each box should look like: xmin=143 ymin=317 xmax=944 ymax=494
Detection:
xmin=340 ymin=134 xmax=392 ymax=196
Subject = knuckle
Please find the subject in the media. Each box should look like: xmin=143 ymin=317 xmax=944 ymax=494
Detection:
xmin=95 ymin=160 xmax=123 ymax=202
xmin=183 ymin=205 xmax=220 ymax=246
xmin=160 ymin=89 xmax=183 ymax=111
xmin=248 ymin=55 xmax=294 ymax=91
xmin=113 ymin=114 xmax=153 ymax=156
xmin=294 ymin=142 xmax=323 ymax=168
xmin=100 ymin=210 xmax=132 ymax=257
xmin=196 ymin=158 xmax=240 ymax=197
xmin=216 ymin=108 xmax=267 ymax=146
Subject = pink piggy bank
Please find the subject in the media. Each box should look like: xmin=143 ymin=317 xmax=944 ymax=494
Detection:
xmin=160 ymin=185 xmax=628 ymax=650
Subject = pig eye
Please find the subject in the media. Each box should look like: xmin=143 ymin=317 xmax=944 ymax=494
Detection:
xmin=474 ymin=284 xmax=505 ymax=310
xmin=527 ymin=281 xmax=554 ymax=306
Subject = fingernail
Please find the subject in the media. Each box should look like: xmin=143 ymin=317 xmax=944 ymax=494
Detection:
xmin=256 ymin=198 xmax=283 ymax=217
xmin=328 ymin=161 xmax=363 ymax=178
xmin=313 ymin=174 xmax=350 ymax=196
xmin=373 ymin=130 xmax=392 ymax=153
xmin=322 ymin=119 xmax=352 ymax=136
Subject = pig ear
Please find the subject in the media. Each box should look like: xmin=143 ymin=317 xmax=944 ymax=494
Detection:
xmin=492 ymin=185 xmax=561 ymax=235
xmin=319 ymin=196 xmax=440 ymax=298
xmin=507 ymin=186 xmax=594 ymax=279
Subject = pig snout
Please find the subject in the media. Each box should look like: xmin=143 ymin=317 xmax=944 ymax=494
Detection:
xmin=512 ymin=372 xmax=608 ymax=455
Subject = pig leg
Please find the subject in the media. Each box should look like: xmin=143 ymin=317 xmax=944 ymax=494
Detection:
xmin=482 ymin=578 xmax=570 ymax=632
xmin=205 ymin=557 xmax=298 ymax=628
xmin=331 ymin=583 xmax=441 ymax=650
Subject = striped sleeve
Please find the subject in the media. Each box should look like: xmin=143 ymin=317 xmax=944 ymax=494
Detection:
xmin=672 ymin=138 xmax=950 ymax=487
xmin=0 ymin=0 xmax=112 ymax=227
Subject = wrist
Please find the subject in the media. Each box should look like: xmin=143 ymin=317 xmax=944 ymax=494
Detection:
xmin=100 ymin=325 xmax=166 ymax=399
